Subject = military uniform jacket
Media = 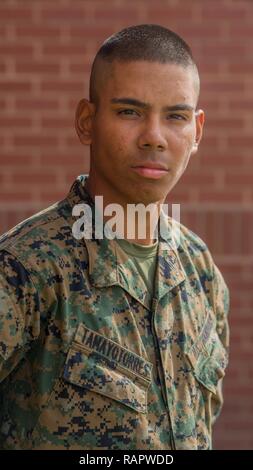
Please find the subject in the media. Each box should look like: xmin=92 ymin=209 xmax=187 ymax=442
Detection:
xmin=0 ymin=175 xmax=229 ymax=450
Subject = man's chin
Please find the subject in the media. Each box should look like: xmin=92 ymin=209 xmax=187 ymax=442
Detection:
xmin=130 ymin=188 xmax=170 ymax=206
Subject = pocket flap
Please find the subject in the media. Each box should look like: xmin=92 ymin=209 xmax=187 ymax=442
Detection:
xmin=185 ymin=310 xmax=228 ymax=394
xmin=63 ymin=325 xmax=152 ymax=414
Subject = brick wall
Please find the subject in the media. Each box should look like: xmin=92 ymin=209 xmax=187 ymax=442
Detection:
xmin=0 ymin=0 xmax=252 ymax=449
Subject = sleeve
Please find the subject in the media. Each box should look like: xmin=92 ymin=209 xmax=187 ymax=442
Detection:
xmin=210 ymin=263 xmax=230 ymax=424
xmin=0 ymin=249 xmax=40 ymax=383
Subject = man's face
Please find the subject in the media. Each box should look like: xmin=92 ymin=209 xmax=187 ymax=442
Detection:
xmin=78 ymin=60 xmax=204 ymax=206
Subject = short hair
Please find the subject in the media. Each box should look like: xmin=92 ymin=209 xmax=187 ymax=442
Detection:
xmin=89 ymin=24 xmax=199 ymax=105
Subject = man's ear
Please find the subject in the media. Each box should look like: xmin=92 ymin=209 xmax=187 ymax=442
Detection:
xmin=75 ymin=99 xmax=95 ymax=145
xmin=191 ymin=109 xmax=205 ymax=155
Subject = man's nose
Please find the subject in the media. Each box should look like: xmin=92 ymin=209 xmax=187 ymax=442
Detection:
xmin=137 ymin=117 xmax=168 ymax=151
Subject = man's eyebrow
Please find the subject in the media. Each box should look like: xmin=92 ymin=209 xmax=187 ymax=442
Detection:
xmin=110 ymin=97 xmax=195 ymax=112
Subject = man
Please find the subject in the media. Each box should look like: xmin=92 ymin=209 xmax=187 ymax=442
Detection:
xmin=0 ymin=24 xmax=229 ymax=450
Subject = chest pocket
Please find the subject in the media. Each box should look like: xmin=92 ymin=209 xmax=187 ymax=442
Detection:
xmin=63 ymin=325 xmax=153 ymax=413
xmin=185 ymin=309 xmax=228 ymax=394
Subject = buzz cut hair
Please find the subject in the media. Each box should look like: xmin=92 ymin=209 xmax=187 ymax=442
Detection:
xmin=89 ymin=23 xmax=199 ymax=105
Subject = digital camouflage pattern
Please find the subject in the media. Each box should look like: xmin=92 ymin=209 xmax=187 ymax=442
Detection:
xmin=0 ymin=175 xmax=229 ymax=450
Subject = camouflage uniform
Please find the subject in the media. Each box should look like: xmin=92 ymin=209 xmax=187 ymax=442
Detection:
xmin=0 ymin=175 xmax=229 ymax=450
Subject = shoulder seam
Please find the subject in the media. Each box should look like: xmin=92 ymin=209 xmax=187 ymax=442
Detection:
xmin=0 ymin=199 xmax=67 ymax=252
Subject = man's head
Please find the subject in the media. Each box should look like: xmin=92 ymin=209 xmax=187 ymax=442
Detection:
xmin=76 ymin=24 xmax=204 ymax=206
xmin=89 ymin=24 xmax=200 ymax=108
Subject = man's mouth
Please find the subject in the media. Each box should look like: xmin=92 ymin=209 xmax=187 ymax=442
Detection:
xmin=131 ymin=163 xmax=169 ymax=179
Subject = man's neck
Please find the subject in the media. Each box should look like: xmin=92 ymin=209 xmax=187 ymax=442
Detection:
xmin=84 ymin=177 xmax=164 ymax=245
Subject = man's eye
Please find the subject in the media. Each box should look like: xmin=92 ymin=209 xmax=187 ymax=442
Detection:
xmin=117 ymin=109 xmax=139 ymax=116
xmin=168 ymin=114 xmax=187 ymax=121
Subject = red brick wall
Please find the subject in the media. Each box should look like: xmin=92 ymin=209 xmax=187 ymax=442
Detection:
xmin=0 ymin=0 xmax=252 ymax=450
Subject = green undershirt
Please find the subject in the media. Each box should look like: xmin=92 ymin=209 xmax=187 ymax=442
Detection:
xmin=116 ymin=238 xmax=158 ymax=309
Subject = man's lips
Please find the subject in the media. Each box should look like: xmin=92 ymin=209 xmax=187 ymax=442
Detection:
xmin=131 ymin=163 xmax=169 ymax=179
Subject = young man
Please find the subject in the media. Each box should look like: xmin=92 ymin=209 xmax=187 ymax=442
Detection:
xmin=0 ymin=24 xmax=229 ymax=450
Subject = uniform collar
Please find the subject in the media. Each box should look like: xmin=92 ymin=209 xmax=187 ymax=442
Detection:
xmin=66 ymin=175 xmax=186 ymax=307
